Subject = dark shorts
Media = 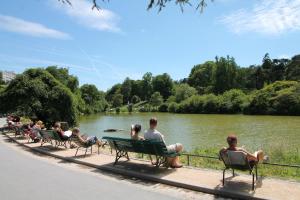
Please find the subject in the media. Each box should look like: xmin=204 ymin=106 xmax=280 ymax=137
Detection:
xmin=87 ymin=136 xmax=98 ymax=145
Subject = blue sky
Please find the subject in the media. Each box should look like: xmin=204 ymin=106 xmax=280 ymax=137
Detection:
xmin=0 ymin=0 xmax=299 ymax=90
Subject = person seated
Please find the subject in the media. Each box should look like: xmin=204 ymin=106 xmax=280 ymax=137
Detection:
xmin=130 ymin=124 xmax=144 ymax=140
xmin=144 ymin=117 xmax=183 ymax=168
xmin=53 ymin=122 xmax=70 ymax=141
xmin=220 ymin=134 xmax=266 ymax=164
xmin=72 ymin=128 xmax=104 ymax=147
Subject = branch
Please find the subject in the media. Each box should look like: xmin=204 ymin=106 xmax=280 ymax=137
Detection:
xmin=58 ymin=0 xmax=212 ymax=12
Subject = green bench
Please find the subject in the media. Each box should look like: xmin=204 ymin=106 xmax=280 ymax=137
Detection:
xmin=102 ymin=136 xmax=180 ymax=168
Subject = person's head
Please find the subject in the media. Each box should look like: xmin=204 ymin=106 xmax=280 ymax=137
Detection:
xmin=72 ymin=127 xmax=80 ymax=136
xmin=54 ymin=122 xmax=61 ymax=129
xmin=36 ymin=120 xmax=43 ymax=126
xmin=133 ymin=124 xmax=141 ymax=134
xmin=227 ymin=134 xmax=237 ymax=148
xmin=149 ymin=117 xmax=158 ymax=129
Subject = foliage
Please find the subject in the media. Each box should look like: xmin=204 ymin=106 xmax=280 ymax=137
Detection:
xmin=0 ymin=72 xmax=5 ymax=85
xmin=0 ymin=68 xmax=78 ymax=126
xmin=173 ymin=83 xmax=197 ymax=103
xmin=244 ymin=81 xmax=300 ymax=115
xmin=149 ymin=92 xmax=163 ymax=107
xmin=80 ymin=84 xmax=108 ymax=114
xmin=131 ymin=95 xmax=141 ymax=104
xmin=219 ymin=89 xmax=249 ymax=113
xmin=152 ymin=73 xmax=174 ymax=100
xmin=112 ymin=93 xmax=124 ymax=108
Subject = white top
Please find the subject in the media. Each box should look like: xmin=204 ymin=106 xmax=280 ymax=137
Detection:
xmin=144 ymin=129 xmax=164 ymax=142
xmin=64 ymin=130 xmax=72 ymax=137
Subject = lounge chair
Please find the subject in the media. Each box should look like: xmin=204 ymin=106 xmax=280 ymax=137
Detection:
xmin=220 ymin=150 xmax=258 ymax=190
xmin=71 ymin=135 xmax=99 ymax=157
xmin=40 ymin=130 xmax=54 ymax=146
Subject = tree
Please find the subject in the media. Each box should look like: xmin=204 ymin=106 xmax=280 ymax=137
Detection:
xmin=105 ymin=83 xmax=122 ymax=103
xmin=188 ymin=61 xmax=215 ymax=93
xmin=141 ymin=72 xmax=153 ymax=100
xmin=121 ymin=77 xmax=132 ymax=104
xmin=174 ymin=83 xmax=197 ymax=103
xmin=0 ymin=68 xmax=78 ymax=126
xmin=285 ymin=55 xmax=300 ymax=81
xmin=131 ymin=95 xmax=141 ymax=104
xmin=59 ymin=0 xmax=212 ymax=12
xmin=152 ymin=73 xmax=174 ymax=100
xmin=112 ymin=93 xmax=123 ymax=108
xmin=46 ymin=66 xmax=79 ymax=92
xmin=150 ymin=92 xmax=163 ymax=107
xmin=0 ymin=72 xmax=4 ymax=85
xmin=80 ymin=84 xmax=107 ymax=113
xmin=213 ymin=56 xmax=238 ymax=94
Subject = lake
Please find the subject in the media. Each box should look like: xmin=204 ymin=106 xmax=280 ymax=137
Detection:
xmin=79 ymin=113 xmax=300 ymax=153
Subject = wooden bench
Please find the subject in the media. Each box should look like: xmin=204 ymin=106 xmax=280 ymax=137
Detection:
xmin=102 ymin=136 xmax=180 ymax=168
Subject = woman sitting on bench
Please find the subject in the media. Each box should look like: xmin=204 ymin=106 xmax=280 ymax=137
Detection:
xmin=130 ymin=124 xmax=144 ymax=140
xmin=221 ymin=134 xmax=266 ymax=164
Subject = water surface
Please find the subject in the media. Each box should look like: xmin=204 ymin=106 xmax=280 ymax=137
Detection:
xmin=79 ymin=113 xmax=300 ymax=153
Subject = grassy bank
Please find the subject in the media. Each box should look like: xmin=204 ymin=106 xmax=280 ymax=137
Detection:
xmin=133 ymin=147 xmax=300 ymax=181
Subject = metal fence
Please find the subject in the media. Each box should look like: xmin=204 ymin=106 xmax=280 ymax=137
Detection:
xmin=181 ymin=153 xmax=300 ymax=169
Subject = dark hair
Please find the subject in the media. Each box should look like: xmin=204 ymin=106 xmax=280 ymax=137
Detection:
xmin=150 ymin=117 xmax=157 ymax=125
xmin=54 ymin=122 xmax=61 ymax=128
xmin=227 ymin=134 xmax=237 ymax=147
xmin=134 ymin=124 xmax=141 ymax=133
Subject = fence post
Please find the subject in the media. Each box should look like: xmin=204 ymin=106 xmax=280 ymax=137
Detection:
xmin=187 ymin=154 xmax=190 ymax=166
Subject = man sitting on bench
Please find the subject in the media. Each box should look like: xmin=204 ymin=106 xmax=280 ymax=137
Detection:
xmin=144 ymin=117 xmax=183 ymax=168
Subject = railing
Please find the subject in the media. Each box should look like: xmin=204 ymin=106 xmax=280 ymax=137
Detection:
xmin=181 ymin=153 xmax=300 ymax=169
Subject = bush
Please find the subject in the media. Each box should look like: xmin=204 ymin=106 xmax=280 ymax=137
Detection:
xmin=158 ymin=103 xmax=168 ymax=112
xmin=0 ymin=68 xmax=78 ymax=126
xmin=168 ymin=102 xmax=179 ymax=113
xmin=244 ymin=81 xmax=300 ymax=115
xmin=219 ymin=89 xmax=249 ymax=113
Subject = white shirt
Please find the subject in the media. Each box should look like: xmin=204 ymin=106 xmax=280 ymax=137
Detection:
xmin=144 ymin=129 xmax=164 ymax=142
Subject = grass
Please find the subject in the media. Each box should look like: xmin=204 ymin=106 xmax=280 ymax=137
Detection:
xmin=131 ymin=146 xmax=300 ymax=181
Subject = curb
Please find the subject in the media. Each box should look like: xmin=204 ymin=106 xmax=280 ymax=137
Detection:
xmin=3 ymin=133 xmax=268 ymax=200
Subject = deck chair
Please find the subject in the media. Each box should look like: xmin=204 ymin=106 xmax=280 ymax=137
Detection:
xmin=71 ymin=135 xmax=99 ymax=157
xmin=220 ymin=150 xmax=258 ymax=190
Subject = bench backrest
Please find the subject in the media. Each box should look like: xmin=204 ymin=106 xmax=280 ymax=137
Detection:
xmin=102 ymin=136 xmax=169 ymax=156
xmin=220 ymin=150 xmax=248 ymax=169
xmin=40 ymin=130 xmax=56 ymax=140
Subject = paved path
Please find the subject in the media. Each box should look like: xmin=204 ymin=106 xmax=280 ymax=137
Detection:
xmin=0 ymin=140 xmax=181 ymax=200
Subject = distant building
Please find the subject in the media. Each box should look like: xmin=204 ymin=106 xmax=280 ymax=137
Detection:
xmin=2 ymin=71 xmax=16 ymax=83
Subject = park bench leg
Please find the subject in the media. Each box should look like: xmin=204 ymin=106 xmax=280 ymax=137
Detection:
xmin=114 ymin=150 xmax=129 ymax=165
xmin=252 ymin=173 xmax=255 ymax=190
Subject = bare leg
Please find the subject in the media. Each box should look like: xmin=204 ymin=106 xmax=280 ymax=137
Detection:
xmin=255 ymin=150 xmax=264 ymax=162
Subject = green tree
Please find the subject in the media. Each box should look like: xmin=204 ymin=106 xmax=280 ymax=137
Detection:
xmin=141 ymin=72 xmax=153 ymax=100
xmin=213 ymin=56 xmax=238 ymax=94
xmin=46 ymin=66 xmax=79 ymax=92
xmin=150 ymin=92 xmax=163 ymax=107
xmin=105 ymin=83 xmax=122 ymax=103
xmin=188 ymin=61 xmax=215 ymax=93
xmin=0 ymin=72 xmax=4 ymax=85
xmin=112 ymin=93 xmax=124 ymax=108
xmin=121 ymin=77 xmax=132 ymax=104
xmin=152 ymin=73 xmax=174 ymax=100
xmin=174 ymin=83 xmax=197 ymax=103
xmin=80 ymin=84 xmax=107 ymax=113
xmin=0 ymin=68 xmax=78 ymax=126
xmin=131 ymin=95 xmax=141 ymax=104
xmin=285 ymin=55 xmax=300 ymax=81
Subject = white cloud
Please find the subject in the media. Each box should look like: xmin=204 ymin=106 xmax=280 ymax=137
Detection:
xmin=219 ymin=0 xmax=300 ymax=35
xmin=52 ymin=0 xmax=121 ymax=32
xmin=0 ymin=14 xmax=71 ymax=39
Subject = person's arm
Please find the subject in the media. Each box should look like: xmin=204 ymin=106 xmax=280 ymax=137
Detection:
xmin=238 ymin=148 xmax=257 ymax=160
xmin=130 ymin=125 xmax=135 ymax=138
xmin=77 ymin=134 xmax=87 ymax=143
